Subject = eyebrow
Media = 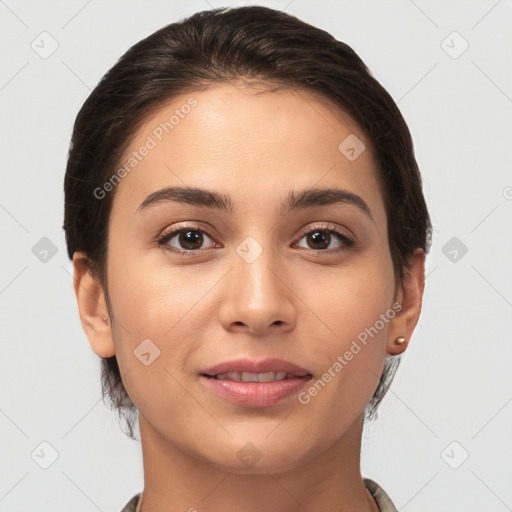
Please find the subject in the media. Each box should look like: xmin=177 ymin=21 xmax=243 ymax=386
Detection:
xmin=137 ymin=186 xmax=372 ymax=220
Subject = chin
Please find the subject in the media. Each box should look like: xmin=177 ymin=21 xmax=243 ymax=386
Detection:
xmin=203 ymin=439 xmax=317 ymax=476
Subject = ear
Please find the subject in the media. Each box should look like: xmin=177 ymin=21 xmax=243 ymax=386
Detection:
xmin=72 ymin=251 xmax=116 ymax=358
xmin=386 ymin=248 xmax=426 ymax=355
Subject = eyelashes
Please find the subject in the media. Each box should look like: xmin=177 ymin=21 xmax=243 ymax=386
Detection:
xmin=156 ymin=222 xmax=356 ymax=255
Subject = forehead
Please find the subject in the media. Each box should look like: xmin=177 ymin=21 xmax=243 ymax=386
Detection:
xmin=109 ymin=83 xmax=385 ymax=219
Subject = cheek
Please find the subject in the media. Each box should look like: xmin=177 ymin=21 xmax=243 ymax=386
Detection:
xmin=106 ymin=235 xmax=194 ymax=333
xmin=105 ymin=243 xmax=216 ymax=393
xmin=105 ymin=253 xmax=199 ymax=421
xmin=298 ymin=255 xmax=395 ymax=397
xmin=309 ymin=257 xmax=395 ymax=343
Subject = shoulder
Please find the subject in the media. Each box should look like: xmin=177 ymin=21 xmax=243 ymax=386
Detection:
xmin=364 ymin=478 xmax=398 ymax=512
xmin=121 ymin=484 xmax=395 ymax=512
xmin=119 ymin=492 xmax=142 ymax=512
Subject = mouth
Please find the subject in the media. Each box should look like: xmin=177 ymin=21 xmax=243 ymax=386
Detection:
xmin=199 ymin=358 xmax=313 ymax=407
xmin=203 ymin=371 xmax=311 ymax=382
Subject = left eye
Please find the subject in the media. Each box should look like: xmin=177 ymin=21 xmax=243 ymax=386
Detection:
xmin=296 ymin=229 xmax=353 ymax=251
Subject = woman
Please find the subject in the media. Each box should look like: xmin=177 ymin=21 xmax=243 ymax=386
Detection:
xmin=63 ymin=6 xmax=431 ymax=511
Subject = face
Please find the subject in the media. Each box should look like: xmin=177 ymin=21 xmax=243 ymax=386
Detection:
xmin=80 ymin=83 xmax=413 ymax=474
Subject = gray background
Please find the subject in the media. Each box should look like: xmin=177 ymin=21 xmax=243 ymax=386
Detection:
xmin=1 ymin=0 xmax=511 ymax=510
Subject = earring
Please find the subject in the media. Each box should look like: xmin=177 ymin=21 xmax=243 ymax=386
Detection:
xmin=103 ymin=316 xmax=109 ymax=325
xmin=394 ymin=337 xmax=406 ymax=345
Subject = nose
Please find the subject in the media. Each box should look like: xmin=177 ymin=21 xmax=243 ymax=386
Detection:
xmin=218 ymin=242 xmax=297 ymax=337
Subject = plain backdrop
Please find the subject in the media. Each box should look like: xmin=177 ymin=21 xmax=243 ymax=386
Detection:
xmin=1 ymin=1 xmax=511 ymax=511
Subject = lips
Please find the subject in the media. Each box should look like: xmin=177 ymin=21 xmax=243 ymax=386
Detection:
xmin=200 ymin=358 xmax=312 ymax=406
xmin=201 ymin=358 xmax=311 ymax=379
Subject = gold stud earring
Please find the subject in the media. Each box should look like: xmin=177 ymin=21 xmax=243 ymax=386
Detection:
xmin=394 ymin=337 xmax=406 ymax=345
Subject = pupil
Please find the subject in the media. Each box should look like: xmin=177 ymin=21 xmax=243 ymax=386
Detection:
xmin=180 ymin=230 xmax=202 ymax=250
xmin=309 ymin=231 xmax=329 ymax=250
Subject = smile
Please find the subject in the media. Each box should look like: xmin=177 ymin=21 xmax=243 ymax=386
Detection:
xmin=212 ymin=371 xmax=301 ymax=382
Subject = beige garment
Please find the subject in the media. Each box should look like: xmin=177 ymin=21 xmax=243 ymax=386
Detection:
xmin=120 ymin=477 xmax=398 ymax=512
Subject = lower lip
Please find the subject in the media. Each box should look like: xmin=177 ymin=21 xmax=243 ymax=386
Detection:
xmin=200 ymin=375 xmax=311 ymax=407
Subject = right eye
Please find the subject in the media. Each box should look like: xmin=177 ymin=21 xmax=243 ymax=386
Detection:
xmin=157 ymin=224 xmax=219 ymax=254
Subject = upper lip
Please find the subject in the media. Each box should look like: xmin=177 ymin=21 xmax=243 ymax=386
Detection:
xmin=201 ymin=358 xmax=311 ymax=377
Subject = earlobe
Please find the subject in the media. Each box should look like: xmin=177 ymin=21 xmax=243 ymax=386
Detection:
xmin=386 ymin=248 xmax=426 ymax=356
xmin=72 ymin=252 xmax=116 ymax=358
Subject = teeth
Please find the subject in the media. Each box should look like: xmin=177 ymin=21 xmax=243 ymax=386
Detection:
xmin=241 ymin=371 xmax=257 ymax=383
xmin=258 ymin=371 xmax=286 ymax=382
xmin=215 ymin=371 xmax=292 ymax=382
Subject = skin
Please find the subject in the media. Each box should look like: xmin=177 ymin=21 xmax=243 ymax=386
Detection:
xmin=72 ymin=83 xmax=425 ymax=512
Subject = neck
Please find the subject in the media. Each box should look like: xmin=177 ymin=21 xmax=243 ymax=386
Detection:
xmin=137 ymin=412 xmax=379 ymax=512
